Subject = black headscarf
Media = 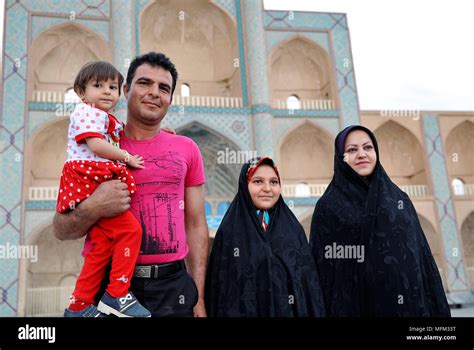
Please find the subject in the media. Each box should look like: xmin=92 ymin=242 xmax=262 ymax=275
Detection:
xmin=205 ymin=157 xmax=326 ymax=317
xmin=309 ymin=125 xmax=450 ymax=317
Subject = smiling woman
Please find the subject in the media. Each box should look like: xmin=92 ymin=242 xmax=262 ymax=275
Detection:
xmin=342 ymin=129 xmax=377 ymax=177
xmin=309 ymin=125 xmax=450 ymax=317
xmin=205 ymin=157 xmax=325 ymax=317
xmin=247 ymin=160 xmax=281 ymax=211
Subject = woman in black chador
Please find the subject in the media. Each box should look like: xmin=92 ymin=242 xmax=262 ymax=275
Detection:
xmin=205 ymin=157 xmax=325 ymax=317
xmin=310 ymin=125 xmax=450 ymax=317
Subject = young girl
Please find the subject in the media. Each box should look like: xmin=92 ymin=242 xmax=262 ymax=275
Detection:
xmin=57 ymin=61 xmax=150 ymax=317
xmin=205 ymin=157 xmax=325 ymax=317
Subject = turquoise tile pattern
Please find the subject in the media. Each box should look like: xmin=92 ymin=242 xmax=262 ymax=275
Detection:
xmin=422 ymin=115 xmax=470 ymax=293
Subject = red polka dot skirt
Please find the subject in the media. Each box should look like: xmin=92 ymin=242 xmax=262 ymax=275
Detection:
xmin=56 ymin=160 xmax=136 ymax=213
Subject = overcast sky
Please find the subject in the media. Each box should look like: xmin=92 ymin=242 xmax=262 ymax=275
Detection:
xmin=1 ymin=0 xmax=473 ymax=111
xmin=264 ymin=0 xmax=474 ymax=111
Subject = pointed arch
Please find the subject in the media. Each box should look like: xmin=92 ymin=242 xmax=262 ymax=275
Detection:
xmin=298 ymin=208 xmax=315 ymax=241
xmin=28 ymin=22 xmax=112 ymax=99
xmin=445 ymin=120 xmax=474 ymax=183
xmin=417 ymin=212 xmax=447 ymax=288
xmin=374 ymin=120 xmax=427 ymax=185
xmin=278 ymin=120 xmax=334 ymax=184
xmin=21 ymin=223 xmax=85 ymax=316
xmin=461 ymin=211 xmax=474 ymax=290
xmin=140 ymin=0 xmax=241 ymax=98
xmin=269 ymin=35 xmax=337 ymax=102
xmin=24 ymin=117 xmax=69 ymax=194
xmin=177 ymin=122 xmax=242 ymax=197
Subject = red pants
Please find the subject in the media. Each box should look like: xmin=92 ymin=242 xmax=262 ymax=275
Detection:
xmin=71 ymin=211 xmax=142 ymax=305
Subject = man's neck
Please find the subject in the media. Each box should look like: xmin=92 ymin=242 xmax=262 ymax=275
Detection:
xmin=124 ymin=121 xmax=161 ymax=140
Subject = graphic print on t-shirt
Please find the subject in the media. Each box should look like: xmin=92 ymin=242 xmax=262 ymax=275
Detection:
xmin=135 ymin=151 xmax=183 ymax=255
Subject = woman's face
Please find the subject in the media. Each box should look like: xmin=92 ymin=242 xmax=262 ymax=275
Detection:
xmin=248 ymin=164 xmax=281 ymax=210
xmin=343 ymin=130 xmax=377 ymax=176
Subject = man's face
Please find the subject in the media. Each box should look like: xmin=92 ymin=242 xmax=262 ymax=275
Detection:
xmin=124 ymin=64 xmax=173 ymax=127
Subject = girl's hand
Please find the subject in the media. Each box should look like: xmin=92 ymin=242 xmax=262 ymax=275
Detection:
xmin=126 ymin=154 xmax=145 ymax=169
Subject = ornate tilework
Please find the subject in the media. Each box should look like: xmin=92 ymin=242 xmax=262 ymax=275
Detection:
xmin=162 ymin=110 xmax=251 ymax=152
xmin=422 ymin=114 xmax=471 ymax=298
xmin=111 ymin=0 xmax=134 ymax=76
xmin=213 ymin=0 xmax=237 ymax=18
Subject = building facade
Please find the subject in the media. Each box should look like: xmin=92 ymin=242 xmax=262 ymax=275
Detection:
xmin=1 ymin=0 xmax=473 ymax=316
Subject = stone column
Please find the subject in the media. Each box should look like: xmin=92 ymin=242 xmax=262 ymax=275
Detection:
xmin=241 ymin=0 xmax=274 ymax=158
xmin=422 ymin=114 xmax=473 ymax=304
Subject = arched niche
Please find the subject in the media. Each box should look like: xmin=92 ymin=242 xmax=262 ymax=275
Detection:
xmin=279 ymin=122 xmax=333 ymax=184
xmin=140 ymin=0 xmax=241 ymax=97
xmin=269 ymin=36 xmax=336 ymax=102
xmin=374 ymin=121 xmax=427 ymax=185
xmin=445 ymin=121 xmax=474 ymax=184
xmin=28 ymin=23 xmax=111 ymax=98
xmin=177 ymin=123 xmax=241 ymax=197
xmin=461 ymin=212 xmax=474 ymax=290
xmin=25 ymin=118 xmax=69 ymax=190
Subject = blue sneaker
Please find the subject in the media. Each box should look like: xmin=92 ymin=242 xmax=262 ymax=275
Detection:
xmin=64 ymin=304 xmax=106 ymax=317
xmin=97 ymin=291 xmax=151 ymax=317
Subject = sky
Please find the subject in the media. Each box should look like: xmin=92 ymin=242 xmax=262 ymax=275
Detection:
xmin=264 ymin=0 xmax=474 ymax=111
xmin=1 ymin=0 xmax=473 ymax=111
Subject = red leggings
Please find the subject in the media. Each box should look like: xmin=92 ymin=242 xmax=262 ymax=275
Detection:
xmin=71 ymin=211 xmax=142 ymax=305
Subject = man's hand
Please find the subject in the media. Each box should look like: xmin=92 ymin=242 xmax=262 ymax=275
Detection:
xmin=86 ymin=180 xmax=131 ymax=217
xmin=194 ymin=298 xmax=207 ymax=317
xmin=53 ymin=179 xmax=131 ymax=241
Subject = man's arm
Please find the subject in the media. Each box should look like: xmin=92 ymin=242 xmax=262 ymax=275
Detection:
xmin=53 ymin=180 xmax=131 ymax=241
xmin=184 ymin=184 xmax=209 ymax=317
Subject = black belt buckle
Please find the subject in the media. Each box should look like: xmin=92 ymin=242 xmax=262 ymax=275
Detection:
xmin=134 ymin=261 xmax=184 ymax=279
xmin=135 ymin=266 xmax=151 ymax=278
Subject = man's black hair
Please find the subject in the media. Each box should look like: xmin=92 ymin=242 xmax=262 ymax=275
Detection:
xmin=126 ymin=52 xmax=178 ymax=97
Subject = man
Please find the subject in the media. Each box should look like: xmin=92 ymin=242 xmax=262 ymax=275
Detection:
xmin=54 ymin=52 xmax=209 ymax=317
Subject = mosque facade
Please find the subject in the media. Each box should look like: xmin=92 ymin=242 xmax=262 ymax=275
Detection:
xmin=1 ymin=0 xmax=473 ymax=316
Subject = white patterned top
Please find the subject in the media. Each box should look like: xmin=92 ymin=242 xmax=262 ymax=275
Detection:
xmin=66 ymin=103 xmax=123 ymax=162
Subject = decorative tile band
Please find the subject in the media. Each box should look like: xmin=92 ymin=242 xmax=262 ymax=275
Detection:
xmin=273 ymin=109 xmax=339 ymax=118
xmin=422 ymin=114 xmax=470 ymax=292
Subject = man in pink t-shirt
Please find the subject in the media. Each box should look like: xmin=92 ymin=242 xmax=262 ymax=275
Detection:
xmin=54 ymin=52 xmax=209 ymax=317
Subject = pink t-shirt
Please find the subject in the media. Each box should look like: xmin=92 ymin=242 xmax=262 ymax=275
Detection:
xmin=83 ymin=130 xmax=206 ymax=264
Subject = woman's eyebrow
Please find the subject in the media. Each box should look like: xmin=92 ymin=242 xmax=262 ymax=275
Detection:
xmin=346 ymin=141 xmax=372 ymax=148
